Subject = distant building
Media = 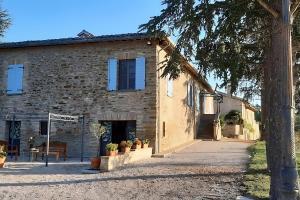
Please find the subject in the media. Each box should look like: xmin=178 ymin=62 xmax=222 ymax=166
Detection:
xmin=215 ymin=91 xmax=261 ymax=140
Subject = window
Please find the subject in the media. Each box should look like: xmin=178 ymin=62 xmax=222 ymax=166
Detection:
xmin=196 ymin=90 xmax=200 ymax=111
xmin=187 ymin=83 xmax=194 ymax=107
xmin=163 ymin=121 xmax=166 ymax=137
xmin=7 ymin=64 xmax=24 ymax=95
xmin=40 ymin=121 xmax=48 ymax=136
xmin=167 ymin=75 xmax=173 ymax=97
xmin=118 ymin=59 xmax=136 ymax=90
xmin=107 ymin=57 xmax=146 ymax=91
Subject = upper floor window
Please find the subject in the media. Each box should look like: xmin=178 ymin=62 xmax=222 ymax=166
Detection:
xmin=7 ymin=64 xmax=24 ymax=95
xmin=187 ymin=82 xmax=194 ymax=107
xmin=196 ymin=90 xmax=200 ymax=111
xmin=108 ymin=57 xmax=145 ymax=91
xmin=118 ymin=59 xmax=136 ymax=90
xmin=167 ymin=74 xmax=173 ymax=97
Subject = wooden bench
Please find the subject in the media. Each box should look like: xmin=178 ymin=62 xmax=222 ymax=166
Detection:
xmin=0 ymin=140 xmax=19 ymax=161
xmin=38 ymin=141 xmax=67 ymax=161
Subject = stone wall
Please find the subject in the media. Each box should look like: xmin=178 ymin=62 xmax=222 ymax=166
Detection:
xmin=0 ymin=40 xmax=157 ymax=158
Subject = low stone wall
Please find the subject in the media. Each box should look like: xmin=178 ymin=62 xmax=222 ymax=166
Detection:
xmin=100 ymin=148 xmax=152 ymax=171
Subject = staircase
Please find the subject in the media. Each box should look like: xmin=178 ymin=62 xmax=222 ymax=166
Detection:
xmin=197 ymin=114 xmax=216 ymax=139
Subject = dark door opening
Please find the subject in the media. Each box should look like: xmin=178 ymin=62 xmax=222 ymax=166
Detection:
xmin=111 ymin=121 xmax=127 ymax=144
xmin=99 ymin=120 xmax=136 ymax=156
xmin=6 ymin=121 xmax=21 ymax=156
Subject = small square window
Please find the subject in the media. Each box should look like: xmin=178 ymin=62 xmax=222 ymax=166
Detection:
xmin=40 ymin=121 xmax=48 ymax=136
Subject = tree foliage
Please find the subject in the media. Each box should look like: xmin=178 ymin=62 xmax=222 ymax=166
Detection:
xmin=140 ymin=0 xmax=299 ymax=98
xmin=0 ymin=5 xmax=10 ymax=38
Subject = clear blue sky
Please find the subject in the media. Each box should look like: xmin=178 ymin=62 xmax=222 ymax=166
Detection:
xmin=2 ymin=0 xmax=162 ymax=42
xmin=1 ymin=0 xmax=260 ymax=104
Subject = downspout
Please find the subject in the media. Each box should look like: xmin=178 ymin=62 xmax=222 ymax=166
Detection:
xmin=156 ymin=39 xmax=171 ymax=154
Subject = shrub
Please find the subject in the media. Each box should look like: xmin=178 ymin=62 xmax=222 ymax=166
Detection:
xmin=244 ymin=122 xmax=255 ymax=133
xmin=119 ymin=140 xmax=133 ymax=148
xmin=106 ymin=143 xmax=118 ymax=151
xmin=143 ymin=139 xmax=150 ymax=144
xmin=0 ymin=151 xmax=7 ymax=158
xmin=224 ymin=110 xmax=243 ymax=125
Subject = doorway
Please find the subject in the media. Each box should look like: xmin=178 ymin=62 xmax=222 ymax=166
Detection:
xmin=6 ymin=121 xmax=21 ymax=156
xmin=99 ymin=120 xmax=136 ymax=156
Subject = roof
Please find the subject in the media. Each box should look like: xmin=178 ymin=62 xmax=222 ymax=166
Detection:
xmin=0 ymin=32 xmax=214 ymax=93
xmin=217 ymin=91 xmax=257 ymax=112
xmin=0 ymin=33 xmax=153 ymax=49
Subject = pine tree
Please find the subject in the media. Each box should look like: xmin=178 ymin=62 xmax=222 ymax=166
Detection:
xmin=0 ymin=5 xmax=10 ymax=38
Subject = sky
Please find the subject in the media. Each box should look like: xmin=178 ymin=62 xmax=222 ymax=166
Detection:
xmin=0 ymin=0 xmax=260 ymax=105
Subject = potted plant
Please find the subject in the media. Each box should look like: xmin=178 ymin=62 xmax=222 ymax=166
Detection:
xmin=0 ymin=145 xmax=7 ymax=168
xmin=119 ymin=140 xmax=133 ymax=153
xmin=106 ymin=143 xmax=118 ymax=156
xmin=132 ymin=138 xmax=142 ymax=149
xmin=90 ymin=123 xmax=107 ymax=169
xmin=142 ymin=139 xmax=150 ymax=148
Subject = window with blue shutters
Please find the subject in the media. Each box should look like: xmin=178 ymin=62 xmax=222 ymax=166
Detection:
xmin=107 ymin=56 xmax=146 ymax=91
xmin=108 ymin=58 xmax=118 ymax=91
xmin=135 ymin=56 xmax=146 ymax=90
xmin=7 ymin=64 xmax=24 ymax=95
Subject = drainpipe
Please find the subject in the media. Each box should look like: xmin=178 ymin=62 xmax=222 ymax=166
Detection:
xmin=156 ymin=39 xmax=171 ymax=154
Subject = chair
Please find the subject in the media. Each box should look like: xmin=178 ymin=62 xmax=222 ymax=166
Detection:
xmin=0 ymin=140 xmax=19 ymax=161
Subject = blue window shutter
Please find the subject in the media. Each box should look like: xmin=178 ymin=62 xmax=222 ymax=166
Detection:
xmin=7 ymin=64 xmax=24 ymax=94
xmin=135 ymin=56 xmax=146 ymax=90
xmin=167 ymin=75 xmax=173 ymax=97
xmin=108 ymin=58 xmax=117 ymax=91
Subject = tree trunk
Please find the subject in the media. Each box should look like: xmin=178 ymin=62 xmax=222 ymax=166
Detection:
xmin=265 ymin=1 xmax=299 ymax=199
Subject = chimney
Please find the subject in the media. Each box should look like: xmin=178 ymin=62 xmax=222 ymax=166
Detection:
xmin=77 ymin=30 xmax=94 ymax=38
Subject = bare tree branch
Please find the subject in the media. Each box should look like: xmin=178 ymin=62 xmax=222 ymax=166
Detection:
xmin=257 ymin=0 xmax=279 ymax=18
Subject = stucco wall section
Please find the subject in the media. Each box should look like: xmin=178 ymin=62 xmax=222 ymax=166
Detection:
xmin=156 ymin=46 xmax=211 ymax=152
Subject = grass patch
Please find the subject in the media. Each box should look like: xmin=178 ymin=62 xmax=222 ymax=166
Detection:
xmin=244 ymin=141 xmax=269 ymax=200
xmin=244 ymin=140 xmax=300 ymax=200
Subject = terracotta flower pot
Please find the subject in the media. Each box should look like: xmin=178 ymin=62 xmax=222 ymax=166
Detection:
xmin=106 ymin=150 xmax=116 ymax=156
xmin=132 ymin=144 xmax=141 ymax=150
xmin=142 ymin=143 xmax=149 ymax=148
xmin=90 ymin=157 xmax=101 ymax=169
xmin=0 ymin=157 xmax=6 ymax=168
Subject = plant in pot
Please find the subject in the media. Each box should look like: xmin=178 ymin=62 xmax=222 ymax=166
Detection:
xmin=106 ymin=143 xmax=118 ymax=156
xmin=142 ymin=139 xmax=150 ymax=148
xmin=132 ymin=138 xmax=142 ymax=150
xmin=119 ymin=140 xmax=133 ymax=153
xmin=0 ymin=145 xmax=7 ymax=168
xmin=90 ymin=123 xmax=107 ymax=169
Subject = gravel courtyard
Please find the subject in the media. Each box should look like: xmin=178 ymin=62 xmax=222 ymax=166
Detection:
xmin=0 ymin=140 xmax=251 ymax=200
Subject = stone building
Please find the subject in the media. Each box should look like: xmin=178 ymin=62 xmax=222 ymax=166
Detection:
xmin=214 ymin=91 xmax=260 ymax=140
xmin=0 ymin=32 xmax=214 ymax=158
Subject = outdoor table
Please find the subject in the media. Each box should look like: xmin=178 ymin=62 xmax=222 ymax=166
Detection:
xmin=29 ymin=148 xmax=39 ymax=162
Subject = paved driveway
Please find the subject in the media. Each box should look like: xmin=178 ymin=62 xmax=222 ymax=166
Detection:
xmin=0 ymin=140 xmax=251 ymax=200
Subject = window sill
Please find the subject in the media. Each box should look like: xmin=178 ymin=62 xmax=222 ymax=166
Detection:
xmin=107 ymin=89 xmax=144 ymax=92
xmin=7 ymin=93 xmax=23 ymax=96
